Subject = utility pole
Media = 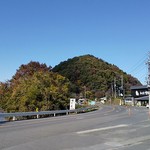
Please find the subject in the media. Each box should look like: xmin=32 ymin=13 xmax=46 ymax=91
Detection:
xmin=84 ymin=86 xmax=86 ymax=100
xmin=120 ymin=75 xmax=124 ymax=105
xmin=121 ymin=75 xmax=124 ymax=96
xmin=114 ymin=78 xmax=116 ymax=99
xmin=111 ymin=83 xmax=114 ymax=97
xmin=147 ymin=52 xmax=150 ymax=110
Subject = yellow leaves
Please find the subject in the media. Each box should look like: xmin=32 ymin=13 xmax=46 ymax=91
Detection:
xmin=4 ymin=70 xmax=71 ymax=112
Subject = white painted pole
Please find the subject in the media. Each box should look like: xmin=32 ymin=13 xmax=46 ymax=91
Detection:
xmin=12 ymin=116 xmax=16 ymax=121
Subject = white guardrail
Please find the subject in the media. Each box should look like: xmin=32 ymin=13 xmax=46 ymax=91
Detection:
xmin=0 ymin=106 xmax=97 ymax=121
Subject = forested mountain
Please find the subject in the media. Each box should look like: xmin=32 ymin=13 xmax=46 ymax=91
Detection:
xmin=53 ymin=55 xmax=141 ymax=99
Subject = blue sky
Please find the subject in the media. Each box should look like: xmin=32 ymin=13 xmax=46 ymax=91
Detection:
xmin=0 ymin=0 xmax=150 ymax=84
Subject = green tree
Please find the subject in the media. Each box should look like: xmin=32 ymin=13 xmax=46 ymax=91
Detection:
xmin=1 ymin=61 xmax=71 ymax=112
xmin=6 ymin=71 xmax=70 ymax=112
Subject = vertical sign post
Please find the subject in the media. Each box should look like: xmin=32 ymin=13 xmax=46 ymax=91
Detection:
xmin=70 ymin=98 xmax=76 ymax=110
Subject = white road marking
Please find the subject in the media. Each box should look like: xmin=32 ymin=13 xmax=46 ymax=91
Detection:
xmin=75 ymin=117 xmax=84 ymax=120
xmin=76 ymin=124 xmax=128 ymax=134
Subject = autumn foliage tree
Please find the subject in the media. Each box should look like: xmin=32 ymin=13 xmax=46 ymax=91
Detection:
xmin=11 ymin=61 xmax=51 ymax=84
xmin=0 ymin=62 xmax=70 ymax=112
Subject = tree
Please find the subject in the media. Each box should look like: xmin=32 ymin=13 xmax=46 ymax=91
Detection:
xmin=0 ymin=81 xmax=12 ymax=111
xmin=12 ymin=61 xmax=52 ymax=83
xmin=5 ymin=71 xmax=70 ymax=112
xmin=1 ymin=61 xmax=71 ymax=112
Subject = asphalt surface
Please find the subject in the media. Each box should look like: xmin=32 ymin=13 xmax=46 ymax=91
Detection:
xmin=0 ymin=105 xmax=150 ymax=150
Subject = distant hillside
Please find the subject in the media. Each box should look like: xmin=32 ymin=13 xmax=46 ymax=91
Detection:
xmin=53 ymin=54 xmax=141 ymax=99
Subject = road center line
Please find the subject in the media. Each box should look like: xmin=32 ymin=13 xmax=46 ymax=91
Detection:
xmin=77 ymin=124 xmax=128 ymax=134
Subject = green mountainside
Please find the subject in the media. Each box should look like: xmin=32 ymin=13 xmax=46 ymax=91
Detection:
xmin=53 ymin=55 xmax=141 ymax=99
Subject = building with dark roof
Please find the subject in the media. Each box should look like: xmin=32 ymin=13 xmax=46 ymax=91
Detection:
xmin=130 ymin=85 xmax=149 ymax=106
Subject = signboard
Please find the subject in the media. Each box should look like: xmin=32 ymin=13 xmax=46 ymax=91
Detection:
xmin=88 ymin=100 xmax=96 ymax=105
xmin=70 ymin=98 xmax=76 ymax=110
xmin=131 ymin=89 xmax=148 ymax=98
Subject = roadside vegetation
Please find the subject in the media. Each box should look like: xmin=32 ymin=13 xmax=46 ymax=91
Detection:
xmin=0 ymin=62 xmax=70 ymax=112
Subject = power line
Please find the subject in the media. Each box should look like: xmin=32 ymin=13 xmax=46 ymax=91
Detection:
xmin=132 ymin=64 xmax=146 ymax=76
xmin=124 ymin=53 xmax=147 ymax=84
xmin=128 ymin=54 xmax=147 ymax=75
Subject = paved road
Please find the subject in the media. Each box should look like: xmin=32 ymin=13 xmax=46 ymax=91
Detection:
xmin=0 ymin=105 xmax=150 ymax=150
